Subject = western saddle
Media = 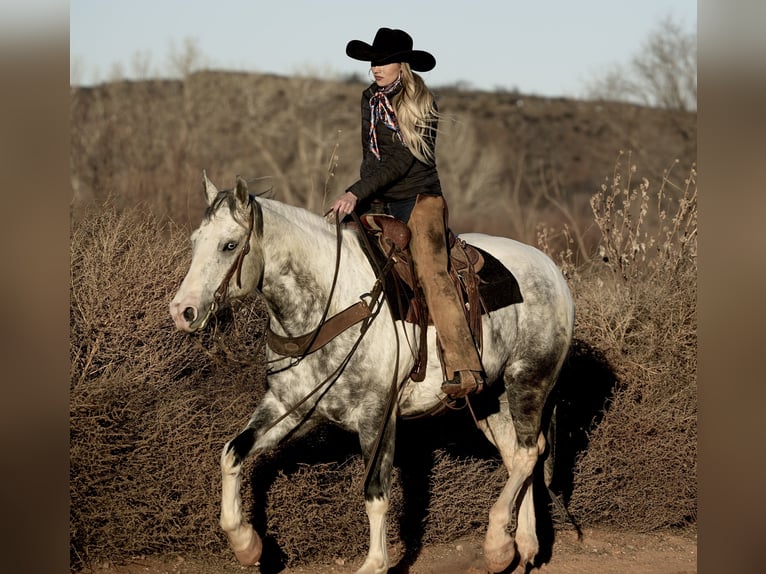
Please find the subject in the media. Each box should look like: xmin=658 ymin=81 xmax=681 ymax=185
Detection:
xmin=356 ymin=213 xmax=486 ymax=382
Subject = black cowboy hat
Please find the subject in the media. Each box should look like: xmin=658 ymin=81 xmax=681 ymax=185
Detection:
xmin=346 ymin=27 xmax=436 ymax=72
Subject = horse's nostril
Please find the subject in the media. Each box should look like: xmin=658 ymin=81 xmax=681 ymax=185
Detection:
xmin=183 ymin=307 xmax=196 ymax=323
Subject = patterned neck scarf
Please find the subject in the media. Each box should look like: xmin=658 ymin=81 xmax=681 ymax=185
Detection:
xmin=368 ymin=76 xmax=405 ymax=160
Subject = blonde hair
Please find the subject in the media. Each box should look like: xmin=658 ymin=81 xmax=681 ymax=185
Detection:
xmin=392 ymin=63 xmax=439 ymax=165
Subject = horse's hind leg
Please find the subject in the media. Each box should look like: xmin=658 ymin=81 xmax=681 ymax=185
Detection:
xmin=478 ymin=411 xmax=522 ymax=572
xmin=514 ymin=432 xmax=547 ymax=564
xmin=478 ymin=365 xmax=553 ymax=572
xmin=220 ymin=391 xmax=308 ymax=566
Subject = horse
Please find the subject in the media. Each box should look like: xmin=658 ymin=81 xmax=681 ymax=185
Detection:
xmin=169 ymin=173 xmax=575 ymax=574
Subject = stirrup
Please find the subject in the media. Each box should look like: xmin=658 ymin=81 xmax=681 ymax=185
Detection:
xmin=441 ymin=370 xmax=484 ymax=399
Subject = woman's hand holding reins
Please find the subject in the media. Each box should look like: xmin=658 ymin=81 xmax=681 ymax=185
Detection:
xmin=330 ymin=191 xmax=358 ymax=217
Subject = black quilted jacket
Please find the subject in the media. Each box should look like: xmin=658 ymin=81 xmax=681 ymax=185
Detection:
xmin=346 ymin=83 xmax=442 ymax=204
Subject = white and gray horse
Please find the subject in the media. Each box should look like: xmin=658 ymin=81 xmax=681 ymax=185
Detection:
xmin=169 ymin=173 xmax=574 ymax=573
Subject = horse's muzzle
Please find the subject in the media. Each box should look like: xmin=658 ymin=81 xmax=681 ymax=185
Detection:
xmin=169 ymin=299 xmax=214 ymax=332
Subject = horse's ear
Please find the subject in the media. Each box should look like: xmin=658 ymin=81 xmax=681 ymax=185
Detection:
xmin=235 ymin=175 xmax=249 ymax=205
xmin=202 ymin=170 xmax=219 ymax=205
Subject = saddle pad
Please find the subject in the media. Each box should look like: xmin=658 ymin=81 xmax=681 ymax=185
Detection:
xmin=475 ymin=247 xmax=523 ymax=312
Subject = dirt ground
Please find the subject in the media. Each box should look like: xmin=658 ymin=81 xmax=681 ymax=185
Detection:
xmin=80 ymin=528 xmax=696 ymax=573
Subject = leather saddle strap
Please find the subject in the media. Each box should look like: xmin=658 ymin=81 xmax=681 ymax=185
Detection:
xmin=266 ymin=300 xmax=371 ymax=357
xmin=449 ymin=239 xmax=484 ymax=354
xmin=409 ymin=254 xmax=429 ymax=382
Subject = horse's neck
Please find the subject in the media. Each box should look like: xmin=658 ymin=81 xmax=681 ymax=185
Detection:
xmin=258 ymin=201 xmax=371 ymax=335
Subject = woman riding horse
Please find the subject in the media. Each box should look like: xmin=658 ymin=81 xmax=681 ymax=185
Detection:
xmin=330 ymin=28 xmax=484 ymax=399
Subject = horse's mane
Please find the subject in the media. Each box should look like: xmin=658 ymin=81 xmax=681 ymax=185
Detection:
xmin=258 ymin=198 xmax=372 ymax=273
xmin=204 ymin=191 xmax=246 ymax=224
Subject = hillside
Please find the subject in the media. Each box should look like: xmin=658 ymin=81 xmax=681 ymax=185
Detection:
xmin=70 ymin=70 xmax=696 ymax=242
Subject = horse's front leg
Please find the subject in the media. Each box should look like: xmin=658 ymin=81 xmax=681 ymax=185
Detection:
xmin=220 ymin=441 xmax=262 ymax=565
xmin=220 ymin=392 xmax=305 ymax=566
xmin=355 ymin=408 xmax=397 ymax=574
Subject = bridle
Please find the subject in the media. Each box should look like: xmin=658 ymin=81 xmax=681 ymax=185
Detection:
xmin=213 ymin=196 xmax=257 ymax=309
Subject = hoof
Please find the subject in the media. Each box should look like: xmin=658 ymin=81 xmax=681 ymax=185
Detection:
xmin=354 ymin=565 xmax=386 ymax=574
xmin=484 ymin=537 xmax=515 ymax=573
xmin=232 ymin=529 xmax=263 ymax=566
xmin=515 ymin=531 xmax=539 ymax=565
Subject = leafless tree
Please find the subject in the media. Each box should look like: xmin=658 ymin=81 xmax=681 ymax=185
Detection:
xmin=167 ymin=37 xmax=207 ymax=78
xmin=585 ymin=16 xmax=697 ymax=111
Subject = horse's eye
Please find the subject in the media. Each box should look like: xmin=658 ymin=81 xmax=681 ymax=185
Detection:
xmin=223 ymin=241 xmax=238 ymax=252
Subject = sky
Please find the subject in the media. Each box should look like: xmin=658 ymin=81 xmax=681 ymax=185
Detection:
xmin=69 ymin=0 xmax=696 ymax=98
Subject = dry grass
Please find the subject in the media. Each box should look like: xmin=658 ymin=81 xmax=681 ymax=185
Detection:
xmin=545 ymin=157 xmax=697 ymax=531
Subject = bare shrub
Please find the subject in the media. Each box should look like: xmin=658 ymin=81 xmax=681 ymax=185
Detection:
xmin=70 ymin=71 xmax=696 ymax=237
xmin=69 ymin=79 xmax=198 ymax=220
xmin=589 ymin=152 xmax=697 ymax=282
xmin=542 ymin=157 xmax=697 ymax=531
xmin=568 ymin=268 xmax=697 ymax=530
xmin=70 ymin=203 xmax=269 ymax=568
xmin=71 ymin=201 xmax=197 ymax=383
xmin=167 ymin=37 xmax=207 ymax=79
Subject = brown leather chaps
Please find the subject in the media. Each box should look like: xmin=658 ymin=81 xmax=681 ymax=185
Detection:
xmin=406 ymin=194 xmax=483 ymax=380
